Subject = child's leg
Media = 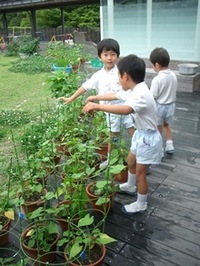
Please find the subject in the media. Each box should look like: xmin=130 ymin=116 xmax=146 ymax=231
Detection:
xmin=163 ymin=122 xmax=172 ymax=140
xmin=163 ymin=122 xmax=174 ymax=153
xmin=119 ymin=152 xmax=137 ymax=195
xmin=121 ymin=163 xmax=149 ymax=214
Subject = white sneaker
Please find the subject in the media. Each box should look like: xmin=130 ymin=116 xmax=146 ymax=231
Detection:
xmin=119 ymin=183 xmax=137 ymax=195
xmin=165 ymin=141 xmax=174 ymax=154
xmin=121 ymin=201 xmax=147 ymax=215
xmin=99 ymin=160 xmax=108 ymax=169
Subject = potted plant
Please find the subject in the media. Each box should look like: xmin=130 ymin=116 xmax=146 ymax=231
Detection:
xmin=53 ymin=58 xmax=72 ymax=73
xmin=0 ymin=162 xmax=15 ymax=246
xmin=0 ymin=202 xmax=13 ymax=247
xmin=18 ymin=36 xmax=40 ymax=57
xmin=21 ymin=219 xmax=60 ymax=262
xmin=17 ymin=182 xmax=48 ymax=217
xmin=86 ymin=161 xmax=124 ymax=214
xmin=47 ymin=70 xmax=81 ymax=98
xmin=59 ymin=213 xmax=116 ymax=266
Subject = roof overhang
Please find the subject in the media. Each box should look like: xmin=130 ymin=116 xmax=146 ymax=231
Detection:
xmin=0 ymin=0 xmax=100 ymax=13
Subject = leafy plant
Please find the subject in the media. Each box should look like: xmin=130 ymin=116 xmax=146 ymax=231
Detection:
xmin=22 ymin=220 xmax=59 ymax=252
xmin=18 ymin=36 xmax=40 ymax=55
xmin=0 ymin=109 xmax=31 ymax=127
xmin=5 ymin=40 xmax=20 ymax=56
xmin=59 ymin=213 xmax=116 ymax=262
xmin=9 ymin=54 xmax=54 ymax=74
xmin=47 ymin=70 xmax=82 ymax=98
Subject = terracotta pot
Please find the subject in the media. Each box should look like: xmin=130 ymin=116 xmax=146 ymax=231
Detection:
xmin=20 ymin=188 xmax=47 ymax=216
xmin=0 ymin=216 xmax=11 ymax=246
xmin=21 ymin=225 xmax=59 ymax=262
xmin=86 ymin=182 xmax=115 ymax=213
xmin=113 ymin=167 xmax=128 ymax=183
xmin=64 ymin=244 xmax=106 ymax=266
xmin=96 ymin=144 xmax=108 ymax=161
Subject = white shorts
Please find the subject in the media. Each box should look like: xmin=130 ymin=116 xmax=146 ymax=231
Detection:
xmin=130 ymin=129 xmax=162 ymax=164
xmin=156 ymin=102 xmax=175 ymax=125
xmin=106 ymin=113 xmax=134 ymax=133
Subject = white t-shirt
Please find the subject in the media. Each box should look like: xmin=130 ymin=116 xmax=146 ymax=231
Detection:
xmin=82 ymin=65 xmax=128 ymax=105
xmin=117 ymin=82 xmax=158 ymax=131
xmin=150 ymin=69 xmax=177 ymax=104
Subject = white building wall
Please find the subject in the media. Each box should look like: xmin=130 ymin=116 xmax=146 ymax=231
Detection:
xmin=101 ymin=0 xmax=200 ymax=62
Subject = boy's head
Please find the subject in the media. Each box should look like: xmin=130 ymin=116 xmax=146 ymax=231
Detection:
xmin=97 ymin=38 xmax=120 ymax=58
xmin=117 ymin=54 xmax=146 ymax=84
xmin=150 ymin=47 xmax=170 ymax=67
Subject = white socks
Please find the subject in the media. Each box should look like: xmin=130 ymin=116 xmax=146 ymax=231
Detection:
xmin=119 ymin=172 xmax=137 ymax=195
xmin=137 ymin=193 xmax=147 ymax=208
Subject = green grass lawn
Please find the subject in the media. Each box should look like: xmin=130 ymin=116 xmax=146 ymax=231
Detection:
xmin=0 ymin=54 xmax=53 ymax=112
xmin=0 ymin=53 xmax=55 ymax=174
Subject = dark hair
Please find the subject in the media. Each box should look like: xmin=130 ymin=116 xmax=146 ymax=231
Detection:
xmin=97 ymin=38 xmax=120 ymax=57
xmin=117 ymin=54 xmax=146 ymax=83
xmin=150 ymin=47 xmax=170 ymax=67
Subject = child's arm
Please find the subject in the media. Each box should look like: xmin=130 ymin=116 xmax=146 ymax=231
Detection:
xmin=85 ymin=93 xmax=117 ymax=103
xmin=59 ymin=87 xmax=86 ymax=104
xmin=83 ymin=102 xmax=133 ymax=115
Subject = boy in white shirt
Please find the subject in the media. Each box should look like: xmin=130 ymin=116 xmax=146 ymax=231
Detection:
xmin=60 ymin=38 xmax=135 ymax=167
xmin=83 ymin=54 xmax=162 ymax=215
xmin=150 ymin=47 xmax=177 ymax=154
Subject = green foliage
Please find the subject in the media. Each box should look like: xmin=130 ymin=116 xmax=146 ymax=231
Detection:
xmin=37 ymin=5 xmax=100 ymax=28
xmin=23 ymin=221 xmax=59 ymax=252
xmin=18 ymin=36 xmax=40 ymax=55
xmin=59 ymin=213 xmax=116 ymax=260
xmin=5 ymin=41 xmax=20 ymax=56
xmin=47 ymin=70 xmax=81 ymax=98
xmin=37 ymin=8 xmax=62 ymax=28
xmin=9 ymin=54 xmax=54 ymax=74
xmin=0 ymin=109 xmax=31 ymax=127
xmin=69 ymin=6 xmax=100 ymax=28
xmin=0 ymin=5 xmax=100 ymax=30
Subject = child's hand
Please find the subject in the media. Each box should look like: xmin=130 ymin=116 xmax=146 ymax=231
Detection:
xmin=83 ymin=102 xmax=98 ymax=113
xmin=85 ymin=96 xmax=97 ymax=103
xmin=58 ymin=97 xmax=72 ymax=104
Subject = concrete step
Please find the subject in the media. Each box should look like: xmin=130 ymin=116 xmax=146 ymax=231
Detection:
xmin=145 ymin=68 xmax=200 ymax=93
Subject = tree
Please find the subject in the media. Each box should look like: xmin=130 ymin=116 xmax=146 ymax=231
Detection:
xmin=37 ymin=9 xmax=62 ymax=28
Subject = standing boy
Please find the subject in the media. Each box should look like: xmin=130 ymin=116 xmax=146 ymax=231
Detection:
xmin=83 ymin=54 xmax=162 ymax=214
xmin=150 ymin=47 xmax=177 ymax=154
xmin=59 ymin=38 xmax=135 ymax=168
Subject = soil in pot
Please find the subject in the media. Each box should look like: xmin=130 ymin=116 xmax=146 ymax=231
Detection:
xmin=20 ymin=188 xmax=47 ymax=216
xmin=21 ymin=224 xmax=59 ymax=262
xmin=86 ymin=182 xmax=115 ymax=214
xmin=64 ymin=243 xmax=106 ymax=266
xmin=0 ymin=216 xmax=11 ymax=246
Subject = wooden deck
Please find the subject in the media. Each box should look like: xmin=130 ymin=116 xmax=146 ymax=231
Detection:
xmin=103 ymin=91 xmax=200 ymax=266
xmin=1 ymin=91 xmax=200 ymax=265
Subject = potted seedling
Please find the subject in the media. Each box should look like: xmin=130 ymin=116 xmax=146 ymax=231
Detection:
xmin=59 ymin=213 xmax=116 ymax=266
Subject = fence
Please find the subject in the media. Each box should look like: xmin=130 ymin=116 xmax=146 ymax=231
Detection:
xmin=34 ymin=27 xmax=100 ymax=44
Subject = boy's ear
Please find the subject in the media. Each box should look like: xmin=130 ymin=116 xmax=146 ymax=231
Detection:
xmin=155 ymin=62 xmax=160 ymax=68
xmin=123 ymin=72 xmax=129 ymax=80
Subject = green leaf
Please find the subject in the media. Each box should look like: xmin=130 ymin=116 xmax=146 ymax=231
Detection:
xmin=78 ymin=213 xmax=94 ymax=227
xmin=69 ymin=241 xmax=82 ymax=259
xmin=98 ymin=233 xmax=116 ymax=245
xmin=48 ymin=222 xmax=58 ymax=234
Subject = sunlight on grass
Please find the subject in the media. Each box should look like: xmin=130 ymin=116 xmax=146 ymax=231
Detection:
xmin=0 ymin=54 xmax=56 ymax=182
xmin=0 ymin=54 xmax=54 ymax=112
